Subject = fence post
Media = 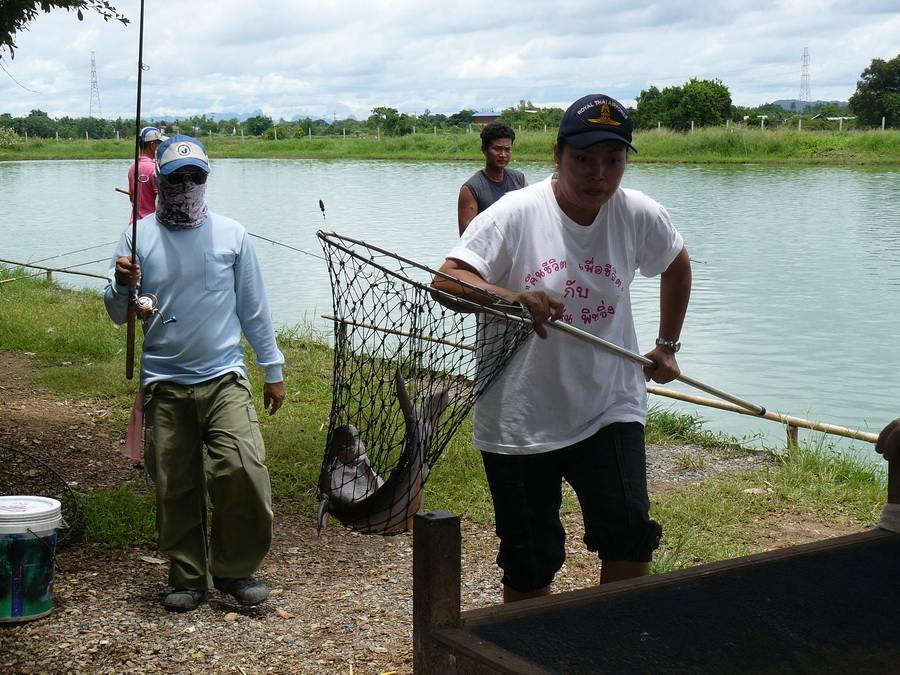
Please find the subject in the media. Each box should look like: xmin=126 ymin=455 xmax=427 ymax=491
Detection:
xmin=787 ymin=425 xmax=799 ymax=447
xmin=45 ymin=270 xmax=52 ymax=282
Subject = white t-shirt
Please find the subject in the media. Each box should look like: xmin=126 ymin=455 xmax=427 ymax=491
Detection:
xmin=447 ymin=176 xmax=683 ymax=454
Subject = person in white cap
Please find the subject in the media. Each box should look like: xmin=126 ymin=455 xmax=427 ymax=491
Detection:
xmin=433 ymin=93 xmax=691 ymax=603
xmin=104 ymin=135 xmax=286 ymax=613
xmin=127 ymin=126 xmax=168 ymax=223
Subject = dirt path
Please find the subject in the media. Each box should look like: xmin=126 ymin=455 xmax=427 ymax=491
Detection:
xmin=0 ymin=352 xmax=865 ymax=674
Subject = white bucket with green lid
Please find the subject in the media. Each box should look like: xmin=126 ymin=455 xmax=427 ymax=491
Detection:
xmin=0 ymin=495 xmax=62 ymax=622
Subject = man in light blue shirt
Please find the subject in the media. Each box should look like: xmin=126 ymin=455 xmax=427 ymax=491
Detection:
xmin=105 ymin=135 xmax=285 ymax=612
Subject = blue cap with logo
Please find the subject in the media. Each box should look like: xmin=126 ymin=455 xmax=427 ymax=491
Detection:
xmin=557 ymin=94 xmax=636 ymax=152
xmin=155 ymin=134 xmax=211 ymax=175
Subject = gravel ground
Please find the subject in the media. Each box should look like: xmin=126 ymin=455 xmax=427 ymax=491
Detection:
xmin=0 ymin=352 xmax=784 ymax=674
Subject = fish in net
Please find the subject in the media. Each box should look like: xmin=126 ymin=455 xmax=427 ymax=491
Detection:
xmin=316 ymin=231 xmax=535 ymax=535
xmin=0 ymin=444 xmax=84 ymax=548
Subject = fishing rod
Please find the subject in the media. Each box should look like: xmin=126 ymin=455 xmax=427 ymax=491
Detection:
xmin=117 ymin=183 xmax=325 ymax=262
xmin=125 ymin=0 xmax=147 ymax=380
xmin=247 ymin=232 xmax=325 ymax=262
xmin=30 ymin=242 xmax=117 ymax=265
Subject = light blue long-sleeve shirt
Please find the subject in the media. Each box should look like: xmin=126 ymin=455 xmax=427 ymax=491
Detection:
xmin=104 ymin=212 xmax=285 ymax=387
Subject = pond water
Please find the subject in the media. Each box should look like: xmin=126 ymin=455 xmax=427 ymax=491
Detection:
xmin=1 ymin=158 xmax=898 ymax=452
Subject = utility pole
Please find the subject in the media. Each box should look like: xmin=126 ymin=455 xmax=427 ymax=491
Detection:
xmin=799 ymin=47 xmax=811 ymax=113
xmin=89 ymin=51 xmax=102 ymax=118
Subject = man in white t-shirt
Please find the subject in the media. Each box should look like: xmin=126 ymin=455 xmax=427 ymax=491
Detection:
xmin=433 ymin=93 xmax=692 ymax=603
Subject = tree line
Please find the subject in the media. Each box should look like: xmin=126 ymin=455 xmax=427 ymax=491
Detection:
xmin=3 ymin=54 xmax=897 ymax=141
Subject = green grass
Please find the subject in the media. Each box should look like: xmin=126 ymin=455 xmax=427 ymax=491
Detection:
xmin=80 ymin=485 xmax=157 ymax=548
xmin=0 ymin=275 xmax=889 ymax=557
xmin=651 ymin=441 xmax=886 ymax=573
xmin=644 ymin=405 xmax=747 ymax=451
xmin=2 ymin=127 xmax=899 ymax=164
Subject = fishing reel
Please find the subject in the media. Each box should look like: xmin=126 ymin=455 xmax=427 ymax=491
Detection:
xmin=132 ymin=293 xmax=176 ymax=325
xmin=134 ymin=293 xmax=159 ymax=321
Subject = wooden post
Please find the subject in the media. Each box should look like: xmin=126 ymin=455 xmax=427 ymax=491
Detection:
xmin=786 ymin=425 xmax=799 ymax=447
xmin=413 ymin=511 xmax=461 ymax=675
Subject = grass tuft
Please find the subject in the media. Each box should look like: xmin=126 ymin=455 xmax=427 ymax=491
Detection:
xmin=80 ymin=485 xmax=156 ymax=548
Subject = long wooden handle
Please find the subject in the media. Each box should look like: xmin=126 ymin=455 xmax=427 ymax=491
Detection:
xmin=125 ymin=305 xmax=136 ymax=379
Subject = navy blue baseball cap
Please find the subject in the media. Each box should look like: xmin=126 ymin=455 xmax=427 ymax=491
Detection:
xmin=557 ymin=94 xmax=636 ymax=152
xmin=156 ymin=134 xmax=211 ymax=175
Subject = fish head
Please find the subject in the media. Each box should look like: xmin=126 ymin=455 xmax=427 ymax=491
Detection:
xmin=329 ymin=424 xmax=365 ymax=465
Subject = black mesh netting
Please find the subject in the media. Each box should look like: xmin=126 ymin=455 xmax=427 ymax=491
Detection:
xmin=0 ymin=444 xmax=84 ymax=548
xmin=316 ymin=231 xmax=534 ymax=535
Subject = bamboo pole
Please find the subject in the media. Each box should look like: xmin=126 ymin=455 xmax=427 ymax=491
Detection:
xmin=322 ymin=315 xmax=474 ymax=351
xmin=646 ymin=385 xmax=878 ymax=444
xmin=0 ymin=258 xmax=108 ymax=281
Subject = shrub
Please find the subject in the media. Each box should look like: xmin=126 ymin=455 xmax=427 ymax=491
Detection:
xmin=0 ymin=126 xmax=23 ymax=150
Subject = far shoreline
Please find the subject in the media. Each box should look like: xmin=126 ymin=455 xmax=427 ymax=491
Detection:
xmin=2 ymin=127 xmax=899 ymax=165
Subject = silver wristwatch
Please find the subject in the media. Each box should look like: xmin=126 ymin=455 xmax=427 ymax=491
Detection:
xmin=655 ymin=338 xmax=681 ymax=353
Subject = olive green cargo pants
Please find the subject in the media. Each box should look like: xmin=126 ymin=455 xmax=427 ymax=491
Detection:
xmin=143 ymin=372 xmax=273 ymax=590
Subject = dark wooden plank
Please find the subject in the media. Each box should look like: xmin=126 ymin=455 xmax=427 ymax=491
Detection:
xmin=413 ymin=511 xmax=462 ymax=675
xmin=449 ymin=532 xmax=900 ymax=674
xmin=459 ymin=528 xmax=896 ymax=628
xmin=433 ymin=628 xmax=551 ymax=675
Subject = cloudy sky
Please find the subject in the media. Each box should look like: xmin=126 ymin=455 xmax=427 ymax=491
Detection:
xmin=1 ymin=0 xmax=898 ymax=121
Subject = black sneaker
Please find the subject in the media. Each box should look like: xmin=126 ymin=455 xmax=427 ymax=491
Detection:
xmin=213 ymin=576 xmax=269 ymax=606
xmin=164 ymin=589 xmax=208 ymax=612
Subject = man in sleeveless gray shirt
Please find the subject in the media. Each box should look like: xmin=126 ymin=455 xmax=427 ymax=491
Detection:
xmin=458 ymin=122 xmax=527 ymax=234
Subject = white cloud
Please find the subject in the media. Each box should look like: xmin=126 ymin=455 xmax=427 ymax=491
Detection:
xmin=1 ymin=0 xmax=897 ymax=119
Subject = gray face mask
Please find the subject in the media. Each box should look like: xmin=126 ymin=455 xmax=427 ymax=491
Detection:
xmin=156 ymin=175 xmax=209 ymax=230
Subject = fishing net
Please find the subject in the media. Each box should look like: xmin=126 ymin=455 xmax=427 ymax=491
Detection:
xmin=316 ymin=231 xmax=534 ymax=535
xmin=0 ymin=444 xmax=84 ymax=549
